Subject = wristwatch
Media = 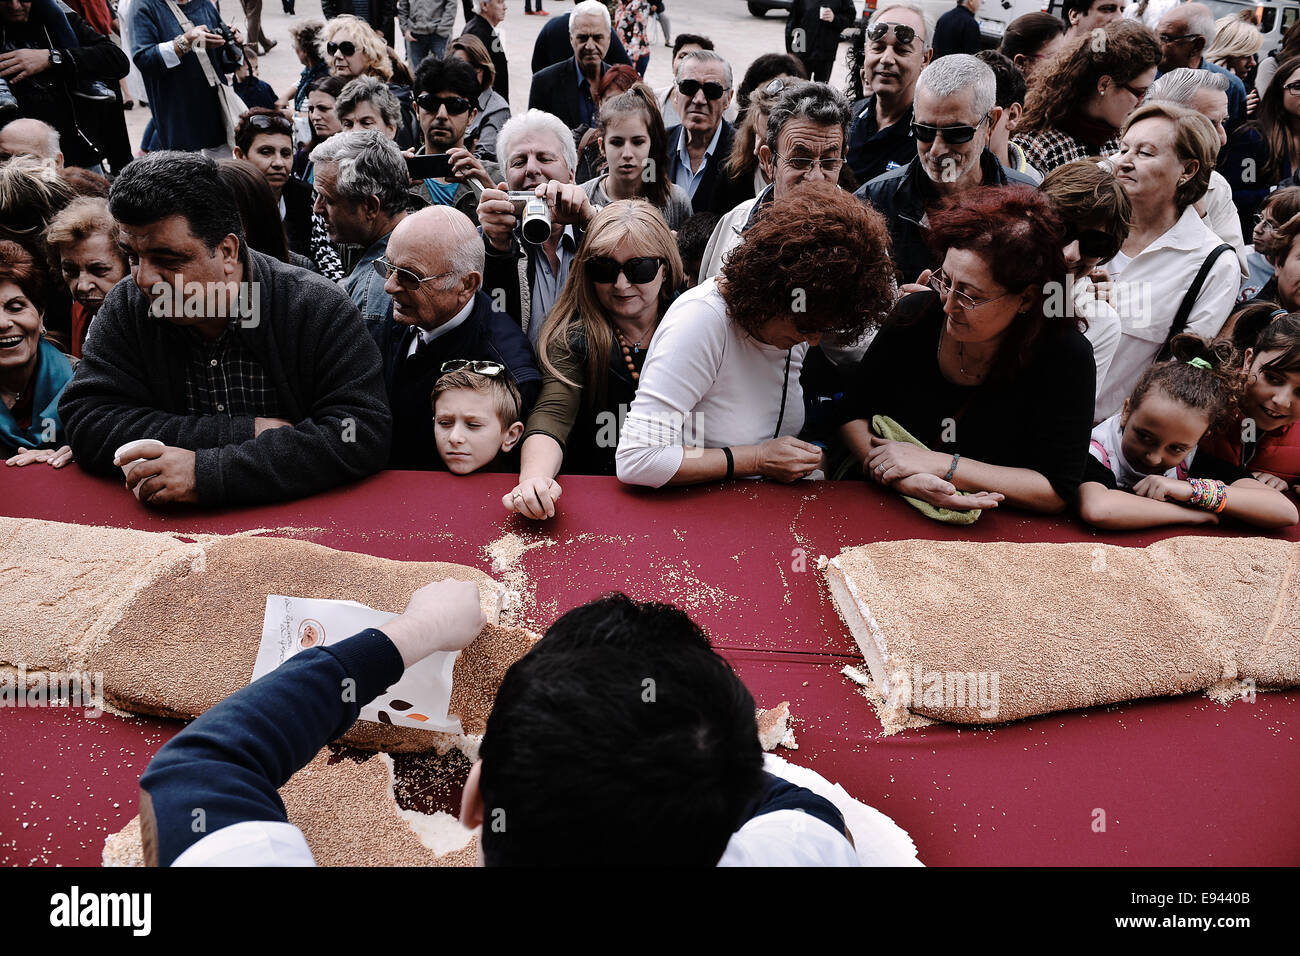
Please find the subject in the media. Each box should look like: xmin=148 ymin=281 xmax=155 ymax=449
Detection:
xmin=48 ymin=49 xmax=63 ymax=67
xmin=176 ymin=35 xmax=193 ymax=55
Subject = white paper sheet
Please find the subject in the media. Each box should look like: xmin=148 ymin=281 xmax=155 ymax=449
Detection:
xmin=252 ymin=595 xmax=463 ymax=734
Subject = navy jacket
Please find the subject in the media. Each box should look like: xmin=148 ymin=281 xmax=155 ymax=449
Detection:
xmin=530 ymin=12 xmax=632 ymax=74
xmin=666 ymin=121 xmax=739 ymax=216
xmin=857 ymin=149 xmax=1038 ymax=284
xmin=372 ymin=290 xmax=541 ymax=470
xmin=463 ymin=14 xmax=509 ymax=100
xmin=931 ymin=3 xmax=981 ymax=60
xmin=528 ymin=56 xmax=608 ymax=130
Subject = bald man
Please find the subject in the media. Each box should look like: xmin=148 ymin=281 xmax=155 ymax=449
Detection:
xmin=372 ymin=206 xmax=540 ymax=470
xmin=1154 ymin=2 xmax=1247 ymax=131
xmin=0 ymin=118 xmax=63 ymax=167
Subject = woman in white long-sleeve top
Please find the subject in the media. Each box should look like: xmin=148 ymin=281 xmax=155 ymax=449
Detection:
xmin=614 ymin=182 xmax=895 ymax=487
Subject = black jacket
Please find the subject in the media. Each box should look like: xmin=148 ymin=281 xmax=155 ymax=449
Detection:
xmin=462 ymin=15 xmax=508 ymax=101
xmin=282 ymin=176 xmax=314 ymax=259
xmin=0 ymin=4 xmax=129 ymax=168
xmin=59 ymin=251 xmax=392 ymax=504
xmin=665 ymin=121 xmax=738 ymax=216
xmin=846 ymin=96 xmax=917 ymax=186
xmin=786 ymin=0 xmax=856 ymax=65
xmin=931 ymin=3 xmax=981 ymax=60
xmin=529 ymin=13 xmax=631 ymax=74
xmin=479 ymin=222 xmax=586 ymax=342
xmin=857 ymin=149 xmax=1039 ymax=284
xmin=371 ymin=290 xmax=541 ymax=470
xmin=528 ymin=56 xmax=607 ymax=130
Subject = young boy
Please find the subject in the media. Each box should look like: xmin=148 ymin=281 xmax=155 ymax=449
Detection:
xmin=432 ymin=364 xmax=524 ymax=474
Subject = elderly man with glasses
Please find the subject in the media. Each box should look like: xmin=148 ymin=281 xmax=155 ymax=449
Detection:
xmin=1153 ymin=2 xmax=1247 ymax=133
xmin=665 ymin=49 xmax=737 ymax=215
xmin=857 ymin=54 xmax=1037 ymax=286
xmin=372 ymin=205 xmax=540 ymax=470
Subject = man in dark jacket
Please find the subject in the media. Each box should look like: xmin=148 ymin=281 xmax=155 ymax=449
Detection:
xmin=786 ymin=0 xmax=855 ymax=83
xmin=846 ymin=4 xmax=931 ymax=185
xmin=932 ymin=0 xmax=982 ymax=60
xmin=373 ymin=206 xmax=539 ymax=470
xmin=529 ymin=2 xmax=631 ymax=74
xmin=59 ymin=152 xmax=392 ymax=506
xmin=856 ymin=54 xmax=1036 ymax=284
xmin=527 ymin=0 xmax=611 ymax=129
xmin=665 ymin=49 xmax=736 ymax=216
xmin=0 ymin=0 xmax=129 ymax=169
xmin=322 ymin=0 xmax=397 ymax=47
xmin=462 ymin=0 xmax=508 ymax=100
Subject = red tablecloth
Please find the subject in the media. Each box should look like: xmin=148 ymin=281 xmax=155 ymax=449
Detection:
xmin=3 ymin=466 xmax=1298 ymax=866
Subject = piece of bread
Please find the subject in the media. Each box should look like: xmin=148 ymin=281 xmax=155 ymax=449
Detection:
xmin=755 ymin=701 xmax=798 ymax=751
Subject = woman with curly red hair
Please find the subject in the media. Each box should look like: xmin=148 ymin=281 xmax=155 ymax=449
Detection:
xmin=839 ymin=185 xmax=1097 ymax=514
xmin=615 ymin=183 xmax=895 ymax=487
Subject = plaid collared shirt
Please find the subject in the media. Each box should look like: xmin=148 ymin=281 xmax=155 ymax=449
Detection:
xmin=1012 ymin=127 xmax=1120 ymax=177
xmin=184 ymin=323 xmax=281 ymax=418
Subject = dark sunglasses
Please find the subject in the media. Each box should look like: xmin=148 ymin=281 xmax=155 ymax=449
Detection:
xmin=911 ymin=113 xmax=988 ymax=144
xmin=677 ymin=79 xmax=727 ymax=101
xmin=586 ymin=256 xmax=663 ymax=284
xmin=440 ymin=359 xmax=505 ymax=376
xmin=867 ymin=21 xmax=917 ymax=46
xmin=417 ymin=93 xmax=473 ymax=116
xmin=1064 ymin=226 xmax=1115 ymax=260
xmin=326 ymin=40 xmax=356 ymax=57
xmin=247 ymin=113 xmax=291 ymax=133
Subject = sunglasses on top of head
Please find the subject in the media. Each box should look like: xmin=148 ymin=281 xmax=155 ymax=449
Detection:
xmin=867 ymin=21 xmax=917 ymax=47
xmin=677 ymin=79 xmax=727 ymax=101
xmin=911 ymin=113 xmax=989 ymax=145
xmin=326 ymin=40 xmax=356 ymax=57
xmin=440 ymin=359 xmax=505 ymax=377
xmin=417 ymin=93 xmax=473 ymax=116
xmin=586 ymin=256 xmax=664 ymax=284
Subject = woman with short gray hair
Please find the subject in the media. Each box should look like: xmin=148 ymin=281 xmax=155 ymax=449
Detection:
xmin=336 ymin=75 xmax=404 ymax=139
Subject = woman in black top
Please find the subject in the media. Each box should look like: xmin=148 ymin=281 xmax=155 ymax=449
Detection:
xmin=839 ymin=185 xmax=1097 ymax=514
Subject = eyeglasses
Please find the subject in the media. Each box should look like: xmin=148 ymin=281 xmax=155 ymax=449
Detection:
xmin=1255 ymin=212 xmax=1278 ymax=230
xmin=246 ymin=113 xmax=291 ymax=133
xmin=911 ymin=113 xmax=989 ymax=144
xmin=1119 ymin=81 xmax=1150 ymax=99
xmin=1283 ymin=81 xmax=1300 ymax=95
xmin=586 ymin=256 xmax=664 ymax=284
xmin=927 ymin=270 xmax=1014 ymax=311
xmin=417 ymin=93 xmax=473 ymax=116
xmin=440 ymin=360 xmax=505 ymax=376
xmin=866 ymin=21 xmax=918 ymax=48
xmin=677 ymin=79 xmax=728 ymax=101
xmin=764 ymin=77 xmax=787 ymax=96
xmin=1063 ymin=225 xmax=1116 ymax=260
xmin=774 ymin=152 xmax=846 ymax=174
xmin=374 ymin=257 xmax=454 ymax=290
xmin=326 ymin=40 xmax=356 ymax=57
xmin=1157 ymin=33 xmax=1197 ymax=45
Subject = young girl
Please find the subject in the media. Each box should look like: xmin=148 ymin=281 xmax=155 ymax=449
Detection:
xmin=1077 ymin=334 xmax=1299 ymax=530
xmin=579 ymin=85 xmax=694 ymax=231
xmin=1203 ymin=310 xmax=1300 ymax=494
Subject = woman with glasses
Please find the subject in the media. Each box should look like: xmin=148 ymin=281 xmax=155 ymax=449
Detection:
xmin=503 ymin=200 xmax=682 ymax=514
xmin=615 ymin=184 xmax=895 ymax=490
xmin=1040 ymin=158 xmax=1130 ymax=418
xmin=1240 ymin=187 xmax=1300 ymax=303
xmin=321 ymin=15 xmax=419 ymax=148
xmin=839 ymin=186 xmax=1097 ymax=515
xmin=580 ymin=87 xmax=692 ymax=231
xmin=1220 ymin=55 xmax=1300 ymax=238
xmin=1012 ymin=18 xmax=1161 ymax=176
xmin=1247 ymin=207 xmax=1300 ymax=314
xmin=1092 ymin=103 xmax=1239 ymax=420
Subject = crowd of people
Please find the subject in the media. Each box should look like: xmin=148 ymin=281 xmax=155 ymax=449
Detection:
xmin=5 ymin=0 xmax=1300 ymax=867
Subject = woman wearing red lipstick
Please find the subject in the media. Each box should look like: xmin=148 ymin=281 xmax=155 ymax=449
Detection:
xmin=43 ymin=198 xmax=127 ymax=360
xmin=579 ymin=85 xmax=692 ymax=231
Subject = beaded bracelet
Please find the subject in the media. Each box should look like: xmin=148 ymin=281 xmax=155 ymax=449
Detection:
xmin=943 ymin=453 xmax=961 ymax=483
xmin=1187 ymin=477 xmax=1228 ymax=513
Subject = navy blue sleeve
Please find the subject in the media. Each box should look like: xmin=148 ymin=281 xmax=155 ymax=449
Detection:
xmin=139 ymin=628 xmax=405 ymax=866
xmin=748 ymin=772 xmax=847 ymax=837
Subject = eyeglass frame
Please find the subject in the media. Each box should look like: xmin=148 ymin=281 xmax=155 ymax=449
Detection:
xmin=866 ymin=21 xmax=919 ymax=48
xmin=374 ymin=256 xmax=455 ymax=290
xmin=439 ymin=360 xmax=506 ymax=377
xmin=325 ymin=40 xmax=357 ymax=57
xmin=772 ymin=151 xmax=847 ymax=174
xmin=417 ymin=93 xmax=474 ymax=116
xmin=676 ymin=78 xmax=729 ymax=101
xmin=927 ymin=270 xmax=1016 ymax=311
xmin=1157 ymin=32 xmax=1199 ymax=45
xmin=910 ymin=112 xmax=991 ymax=145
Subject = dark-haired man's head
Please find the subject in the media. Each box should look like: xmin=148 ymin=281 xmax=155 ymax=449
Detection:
xmin=415 ymin=55 xmax=482 ymax=152
xmin=1062 ymin=0 xmax=1121 ymax=38
xmin=676 ymin=211 xmax=719 ymax=287
xmin=109 ymin=152 xmax=247 ymax=334
xmin=463 ymin=593 xmax=766 ymax=866
xmin=975 ymin=50 xmax=1026 ymax=167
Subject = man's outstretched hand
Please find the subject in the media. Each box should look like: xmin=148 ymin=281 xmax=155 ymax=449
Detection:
xmin=382 ymin=579 xmax=486 ymax=668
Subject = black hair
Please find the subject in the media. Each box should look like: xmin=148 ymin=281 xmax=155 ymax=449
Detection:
xmin=108 ymin=151 xmax=244 ymax=251
xmin=672 ymin=32 xmax=714 ymax=59
xmin=216 ymin=160 xmax=290 ymax=263
xmin=308 ymin=73 xmax=349 ymax=99
xmin=736 ymin=52 xmax=809 ymax=117
xmin=414 ymin=54 xmax=480 ymax=102
xmin=1000 ymin=12 xmax=1066 ymax=61
xmin=1130 ymin=333 xmax=1244 ymax=434
xmin=234 ymin=107 xmax=293 ymax=155
xmin=976 ymin=49 xmax=1027 ymax=110
xmin=1236 ymin=307 xmax=1300 ymax=375
xmin=676 ymin=211 xmax=719 ymax=274
xmin=478 ymin=593 xmax=766 ymax=866
xmin=1060 ymin=0 xmax=1097 ymax=25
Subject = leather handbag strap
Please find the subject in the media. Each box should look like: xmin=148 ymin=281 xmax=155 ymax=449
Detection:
xmin=162 ymin=0 xmax=220 ymax=89
xmin=1158 ymin=242 xmax=1233 ymax=361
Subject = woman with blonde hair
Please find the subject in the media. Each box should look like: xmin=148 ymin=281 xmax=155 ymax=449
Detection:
xmin=322 ymin=15 xmax=419 ymax=147
xmin=1205 ymin=14 xmax=1263 ymax=83
xmin=503 ymin=200 xmax=684 ymax=514
xmin=44 ymin=198 xmax=127 ymax=359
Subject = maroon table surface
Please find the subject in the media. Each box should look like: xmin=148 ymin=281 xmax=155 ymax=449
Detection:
xmin=2 ymin=466 xmax=1297 ymax=866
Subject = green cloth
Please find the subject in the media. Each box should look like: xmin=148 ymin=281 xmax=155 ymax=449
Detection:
xmin=871 ymin=414 xmax=982 ymax=525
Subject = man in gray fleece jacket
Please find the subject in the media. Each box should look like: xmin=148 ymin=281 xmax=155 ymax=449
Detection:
xmin=59 ymin=152 xmax=392 ymax=507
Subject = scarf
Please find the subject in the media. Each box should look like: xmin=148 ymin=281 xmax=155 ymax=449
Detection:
xmin=0 ymin=339 xmax=74 ymax=452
